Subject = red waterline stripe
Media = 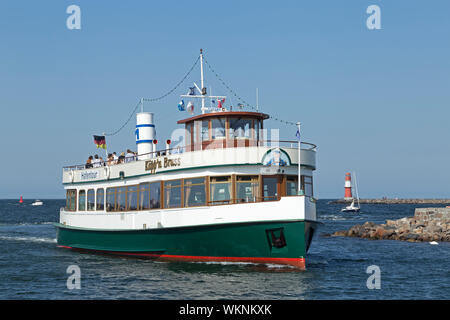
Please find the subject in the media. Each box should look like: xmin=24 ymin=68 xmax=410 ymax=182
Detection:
xmin=57 ymin=246 xmax=305 ymax=269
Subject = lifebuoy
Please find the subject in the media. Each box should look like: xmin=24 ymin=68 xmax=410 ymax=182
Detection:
xmin=68 ymin=170 xmax=74 ymax=183
xmin=104 ymin=166 xmax=110 ymax=179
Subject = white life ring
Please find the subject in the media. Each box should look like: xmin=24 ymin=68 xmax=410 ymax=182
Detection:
xmin=68 ymin=170 xmax=74 ymax=183
xmin=104 ymin=166 xmax=110 ymax=179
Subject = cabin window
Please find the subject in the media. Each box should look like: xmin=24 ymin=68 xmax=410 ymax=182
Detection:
xmin=262 ymin=177 xmax=279 ymax=201
xmin=301 ymin=175 xmax=313 ymax=197
xmin=116 ymin=187 xmax=127 ymax=211
xmin=164 ymin=180 xmax=182 ymax=208
xmin=96 ymin=188 xmax=104 ymax=211
xmin=286 ymin=176 xmax=298 ymax=196
xmin=78 ymin=190 xmax=86 ymax=211
xmin=211 ymin=118 xmax=226 ymax=139
xmin=229 ymin=118 xmax=251 ymax=138
xmin=66 ymin=189 xmax=77 ymax=211
xmin=106 ymin=188 xmax=115 ymax=212
xmin=210 ymin=176 xmax=231 ymax=205
xmin=201 ymin=120 xmax=209 ymax=141
xmin=236 ymin=175 xmax=259 ymax=203
xmin=127 ymin=186 xmax=138 ymax=211
xmin=184 ymin=177 xmax=206 ymax=207
xmin=87 ymin=189 xmax=95 ymax=211
xmin=150 ymin=182 xmax=161 ymax=209
xmin=139 ymin=183 xmax=150 ymax=210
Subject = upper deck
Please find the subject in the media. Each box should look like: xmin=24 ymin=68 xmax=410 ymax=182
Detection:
xmin=62 ymin=141 xmax=316 ymax=185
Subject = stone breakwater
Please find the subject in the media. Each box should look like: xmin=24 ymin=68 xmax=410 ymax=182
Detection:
xmin=331 ymin=199 xmax=450 ymax=204
xmin=332 ymin=207 xmax=450 ymax=242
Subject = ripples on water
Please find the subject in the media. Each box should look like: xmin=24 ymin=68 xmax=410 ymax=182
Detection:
xmin=0 ymin=199 xmax=448 ymax=299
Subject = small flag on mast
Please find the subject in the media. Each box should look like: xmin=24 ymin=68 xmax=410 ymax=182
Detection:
xmin=295 ymin=128 xmax=301 ymax=141
xmin=93 ymin=135 xmax=107 ymax=149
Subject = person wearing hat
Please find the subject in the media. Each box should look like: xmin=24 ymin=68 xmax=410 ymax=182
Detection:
xmin=125 ymin=149 xmax=135 ymax=163
xmin=118 ymin=152 xmax=125 ymax=164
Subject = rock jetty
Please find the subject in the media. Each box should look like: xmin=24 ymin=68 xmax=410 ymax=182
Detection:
xmin=332 ymin=207 xmax=450 ymax=242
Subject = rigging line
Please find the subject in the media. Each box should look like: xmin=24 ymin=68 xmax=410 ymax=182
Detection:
xmin=104 ymin=55 xmax=200 ymax=136
xmin=143 ymin=55 xmax=200 ymax=102
xmin=104 ymin=100 xmax=141 ymax=136
xmin=203 ymin=56 xmax=297 ymax=126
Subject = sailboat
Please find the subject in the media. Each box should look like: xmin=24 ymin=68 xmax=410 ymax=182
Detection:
xmin=341 ymin=172 xmax=360 ymax=213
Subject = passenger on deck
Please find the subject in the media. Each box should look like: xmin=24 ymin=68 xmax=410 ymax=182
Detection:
xmin=118 ymin=152 xmax=125 ymax=164
xmin=125 ymin=149 xmax=135 ymax=162
xmin=85 ymin=156 xmax=93 ymax=169
xmin=112 ymin=152 xmax=119 ymax=164
xmin=92 ymin=154 xmax=101 ymax=168
xmin=107 ymin=154 xmax=114 ymax=166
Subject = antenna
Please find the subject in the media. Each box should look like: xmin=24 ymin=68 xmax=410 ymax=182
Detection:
xmin=256 ymin=88 xmax=259 ymax=111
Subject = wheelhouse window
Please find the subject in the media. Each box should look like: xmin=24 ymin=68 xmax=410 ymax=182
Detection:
xmin=106 ymin=188 xmax=115 ymax=212
xmin=87 ymin=189 xmax=95 ymax=211
xmin=116 ymin=187 xmax=126 ymax=211
xmin=164 ymin=180 xmax=182 ymax=208
xmin=236 ymin=175 xmax=259 ymax=203
xmin=96 ymin=188 xmax=104 ymax=211
xmin=229 ymin=118 xmax=251 ymax=139
xmin=185 ymin=122 xmax=193 ymax=147
xmin=286 ymin=176 xmax=298 ymax=196
xmin=78 ymin=190 xmax=86 ymax=211
xmin=211 ymin=118 xmax=225 ymax=139
xmin=201 ymin=120 xmax=209 ymax=141
xmin=66 ymin=189 xmax=77 ymax=211
xmin=255 ymin=119 xmax=261 ymax=142
xmin=184 ymin=177 xmax=206 ymax=207
xmin=127 ymin=186 xmax=138 ymax=211
xmin=210 ymin=176 xmax=231 ymax=205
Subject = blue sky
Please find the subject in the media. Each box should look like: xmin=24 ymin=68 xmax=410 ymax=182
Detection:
xmin=0 ymin=0 xmax=449 ymax=199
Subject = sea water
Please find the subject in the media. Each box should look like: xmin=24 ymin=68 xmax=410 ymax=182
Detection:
xmin=0 ymin=199 xmax=448 ymax=299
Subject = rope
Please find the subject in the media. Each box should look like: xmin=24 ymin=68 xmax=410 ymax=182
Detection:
xmin=105 ymin=55 xmax=200 ymax=136
xmin=203 ymin=56 xmax=297 ymax=126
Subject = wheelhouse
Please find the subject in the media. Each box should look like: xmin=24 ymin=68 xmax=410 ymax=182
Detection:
xmin=178 ymin=111 xmax=269 ymax=151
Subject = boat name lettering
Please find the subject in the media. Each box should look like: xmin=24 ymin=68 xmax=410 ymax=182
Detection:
xmin=80 ymin=171 xmax=99 ymax=180
xmin=145 ymin=157 xmax=181 ymax=173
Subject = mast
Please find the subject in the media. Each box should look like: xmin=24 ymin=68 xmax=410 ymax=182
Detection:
xmin=180 ymin=48 xmax=226 ymax=115
xmin=353 ymin=171 xmax=360 ymax=208
xmin=200 ymin=49 xmax=206 ymax=114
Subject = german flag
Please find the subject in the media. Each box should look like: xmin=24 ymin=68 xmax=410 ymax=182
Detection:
xmin=93 ymin=135 xmax=106 ymax=149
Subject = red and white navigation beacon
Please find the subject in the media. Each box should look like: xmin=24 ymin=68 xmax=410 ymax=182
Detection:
xmin=344 ymin=172 xmax=353 ymax=201
xmin=19 ymin=196 xmax=23 ymax=204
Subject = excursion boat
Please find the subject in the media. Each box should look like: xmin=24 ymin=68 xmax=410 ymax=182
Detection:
xmin=55 ymin=50 xmax=319 ymax=270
